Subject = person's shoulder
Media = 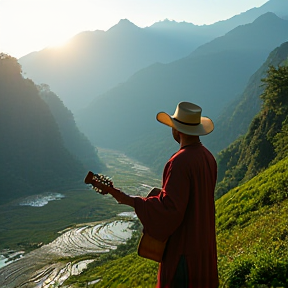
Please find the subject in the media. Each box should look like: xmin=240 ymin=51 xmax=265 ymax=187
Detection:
xmin=169 ymin=147 xmax=191 ymax=164
xmin=201 ymin=145 xmax=216 ymax=159
xmin=180 ymin=144 xmax=215 ymax=162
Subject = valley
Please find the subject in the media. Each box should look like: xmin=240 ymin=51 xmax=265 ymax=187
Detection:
xmin=0 ymin=148 xmax=162 ymax=287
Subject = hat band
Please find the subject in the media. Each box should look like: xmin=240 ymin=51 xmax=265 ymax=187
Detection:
xmin=173 ymin=117 xmax=200 ymax=126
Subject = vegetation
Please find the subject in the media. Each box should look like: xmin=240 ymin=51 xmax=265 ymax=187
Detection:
xmin=1 ymin=42 xmax=288 ymax=288
xmin=0 ymin=146 xmax=160 ymax=253
xmin=216 ymin=157 xmax=288 ymax=287
xmin=0 ymin=55 xmax=103 ymax=204
xmin=64 ymin=223 xmax=159 ymax=288
xmin=38 ymin=83 xmax=105 ymax=172
xmin=75 ymin=14 xmax=288 ymax=175
xmin=63 ymin=156 xmax=288 ymax=287
xmin=0 ymin=189 xmax=129 ymax=251
xmin=216 ymin=63 xmax=288 ymax=199
xmin=206 ymin=41 xmax=288 ymax=155
xmin=60 ymin=63 xmax=288 ymax=287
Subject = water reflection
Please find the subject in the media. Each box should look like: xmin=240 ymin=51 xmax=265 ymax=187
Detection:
xmin=0 ymin=218 xmax=135 ymax=288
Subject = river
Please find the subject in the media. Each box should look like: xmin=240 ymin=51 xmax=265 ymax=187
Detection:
xmin=0 ymin=148 xmax=161 ymax=287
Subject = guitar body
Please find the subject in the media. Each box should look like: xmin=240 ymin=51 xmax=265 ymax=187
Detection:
xmin=138 ymin=233 xmax=167 ymax=262
xmin=84 ymin=171 xmax=167 ymax=262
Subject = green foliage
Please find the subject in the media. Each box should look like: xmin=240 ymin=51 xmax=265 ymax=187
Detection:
xmin=206 ymin=42 xmax=288 ymax=156
xmin=66 ymin=252 xmax=158 ymax=288
xmin=216 ymin=156 xmax=288 ymax=287
xmin=64 ymin=226 xmax=158 ymax=288
xmin=38 ymin=84 xmax=105 ymax=172
xmin=227 ymin=257 xmax=254 ymax=288
xmin=226 ymin=253 xmax=288 ymax=288
xmin=59 ymin=156 xmax=288 ymax=288
xmin=216 ymin=63 xmax=288 ymax=199
xmin=260 ymin=65 xmax=288 ymax=115
xmin=0 ymin=55 xmax=86 ymax=204
xmin=63 ymin=155 xmax=288 ymax=288
xmin=0 ymin=189 xmax=130 ymax=251
xmin=249 ymin=254 xmax=288 ymax=287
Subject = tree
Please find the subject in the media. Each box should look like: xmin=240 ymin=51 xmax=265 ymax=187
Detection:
xmin=260 ymin=65 xmax=288 ymax=115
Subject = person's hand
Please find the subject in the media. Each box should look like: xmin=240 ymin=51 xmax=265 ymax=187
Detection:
xmin=91 ymin=180 xmax=110 ymax=195
xmin=147 ymin=187 xmax=161 ymax=197
xmin=92 ymin=180 xmax=135 ymax=207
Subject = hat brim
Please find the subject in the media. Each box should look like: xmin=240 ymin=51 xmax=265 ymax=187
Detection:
xmin=156 ymin=112 xmax=214 ymax=136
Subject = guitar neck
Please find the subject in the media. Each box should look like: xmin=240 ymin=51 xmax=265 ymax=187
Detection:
xmin=84 ymin=171 xmax=134 ymax=207
xmin=85 ymin=171 xmax=116 ymax=193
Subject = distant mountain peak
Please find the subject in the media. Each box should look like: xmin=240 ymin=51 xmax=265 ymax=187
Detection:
xmin=160 ymin=18 xmax=177 ymax=23
xmin=107 ymin=18 xmax=140 ymax=33
xmin=118 ymin=18 xmax=135 ymax=25
xmin=253 ymin=11 xmax=281 ymax=23
xmin=149 ymin=19 xmax=197 ymax=31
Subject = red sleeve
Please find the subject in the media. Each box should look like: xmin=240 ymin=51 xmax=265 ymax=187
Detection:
xmin=134 ymin=152 xmax=190 ymax=242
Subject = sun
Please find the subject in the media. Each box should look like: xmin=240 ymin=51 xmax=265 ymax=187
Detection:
xmin=46 ymin=35 xmax=71 ymax=49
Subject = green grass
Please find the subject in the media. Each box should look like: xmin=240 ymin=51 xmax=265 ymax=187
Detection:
xmin=0 ymin=147 xmax=161 ymax=252
xmin=215 ymin=157 xmax=288 ymax=287
xmin=74 ymin=252 xmax=158 ymax=288
xmin=64 ymin=230 xmax=159 ymax=288
xmin=0 ymin=188 xmax=130 ymax=251
xmin=63 ymin=157 xmax=288 ymax=288
xmin=2 ymin=149 xmax=287 ymax=287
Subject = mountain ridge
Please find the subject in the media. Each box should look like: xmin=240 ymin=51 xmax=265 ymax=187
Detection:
xmin=0 ymin=55 xmax=102 ymax=204
xmin=216 ymin=61 xmax=288 ymax=199
xmin=75 ymin=13 xmax=288 ymax=175
xmin=206 ymin=41 xmax=288 ymax=155
xmin=19 ymin=0 xmax=288 ymax=111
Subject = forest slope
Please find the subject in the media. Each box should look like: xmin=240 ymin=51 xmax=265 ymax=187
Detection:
xmin=206 ymin=41 xmax=288 ymax=155
xmin=0 ymin=55 xmax=102 ymax=204
xmin=216 ymin=64 xmax=288 ymax=199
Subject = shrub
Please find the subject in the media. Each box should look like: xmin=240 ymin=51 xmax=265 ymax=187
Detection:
xmin=227 ymin=257 xmax=254 ymax=288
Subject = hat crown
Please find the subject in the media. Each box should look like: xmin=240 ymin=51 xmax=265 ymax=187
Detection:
xmin=173 ymin=102 xmax=201 ymax=125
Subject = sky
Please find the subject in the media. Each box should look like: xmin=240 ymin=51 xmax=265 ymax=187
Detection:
xmin=1 ymin=0 xmax=268 ymax=59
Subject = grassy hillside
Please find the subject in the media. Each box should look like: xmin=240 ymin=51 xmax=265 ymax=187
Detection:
xmin=63 ymin=156 xmax=288 ymax=287
xmin=216 ymin=157 xmax=288 ymax=287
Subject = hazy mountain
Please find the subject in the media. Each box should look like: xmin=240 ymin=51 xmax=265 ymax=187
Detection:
xmin=18 ymin=0 xmax=288 ymax=111
xmin=0 ymin=55 xmax=101 ymax=204
xmin=18 ymin=19 xmax=210 ymax=111
xmin=200 ymin=0 xmax=288 ymax=36
xmin=206 ymin=41 xmax=288 ymax=154
xmin=75 ymin=13 xmax=288 ymax=174
xmin=38 ymin=84 xmax=104 ymax=172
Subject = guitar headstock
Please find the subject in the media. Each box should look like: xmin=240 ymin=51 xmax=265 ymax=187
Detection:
xmin=84 ymin=171 xmax=113 ymax=193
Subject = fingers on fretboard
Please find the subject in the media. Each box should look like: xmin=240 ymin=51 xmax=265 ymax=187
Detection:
xmin=92 ymin=173 xmax=113 ymax=193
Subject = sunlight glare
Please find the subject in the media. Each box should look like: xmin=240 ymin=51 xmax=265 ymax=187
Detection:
xmin=46 ymin=35 xmax=71 ymax=49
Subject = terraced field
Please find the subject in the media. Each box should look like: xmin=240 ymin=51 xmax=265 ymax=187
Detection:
xmin=0 ymin=148 xmax=161 ymax=287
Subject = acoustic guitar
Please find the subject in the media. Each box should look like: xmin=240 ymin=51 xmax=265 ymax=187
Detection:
xmin=84 ymin=171 xmax=167 ymax=262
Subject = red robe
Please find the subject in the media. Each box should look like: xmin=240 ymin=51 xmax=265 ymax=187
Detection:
xmin=134 ymin=142 xmax=219 ymax=288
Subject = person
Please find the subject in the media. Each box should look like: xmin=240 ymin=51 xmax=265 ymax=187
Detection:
xmin=92 ymin=102 xmax=219 ymax=288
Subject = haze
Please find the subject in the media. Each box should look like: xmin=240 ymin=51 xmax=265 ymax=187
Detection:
xmin=1 ymin=0 xmax=267 ymax=58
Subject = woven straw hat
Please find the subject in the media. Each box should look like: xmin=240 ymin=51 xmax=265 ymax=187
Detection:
xmin=156 ymin=102 xmax=214 ymax=136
